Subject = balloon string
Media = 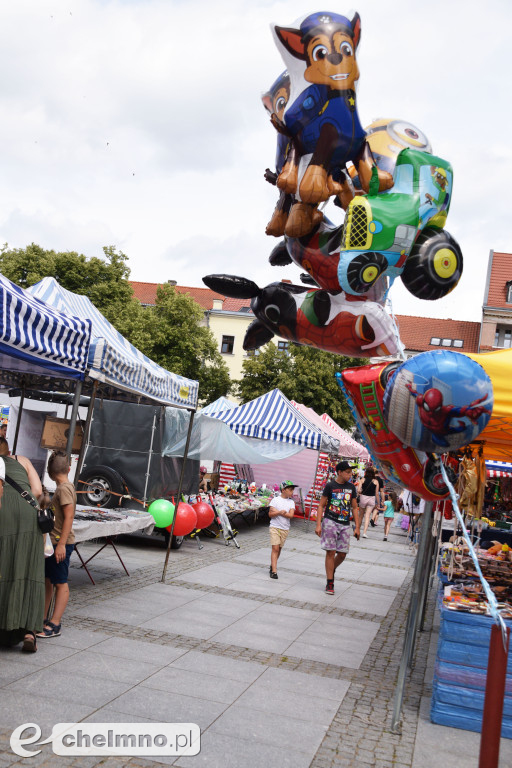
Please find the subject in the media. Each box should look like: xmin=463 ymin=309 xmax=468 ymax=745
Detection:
xmin=440 ymin=462 xmax=508 ymax=648
xmin=384 ymin=284 xmax=406 ymax=362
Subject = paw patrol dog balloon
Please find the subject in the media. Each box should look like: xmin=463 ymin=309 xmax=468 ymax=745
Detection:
xmin=383 ymin=350 xmax=493 ymax=452
xmin=270 ymin=11 xmax=393 ymax=238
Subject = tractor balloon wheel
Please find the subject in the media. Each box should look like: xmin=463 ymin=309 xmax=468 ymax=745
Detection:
xmin=346 ymin=251 xmax=387 ymax=294
xmin=401 ymin=228 xmax=463 ymax=301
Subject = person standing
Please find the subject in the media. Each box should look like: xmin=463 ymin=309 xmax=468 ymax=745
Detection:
xmin=0 ymin=438 xmax=45 ymax=653
xmin=358 ymin=466 xmax=380 ymax=538
xmin=38 ymin=451 xmax=76 ymax=639
xmin=372 ymin=470 xmax=386 ymax=526
xmin=316 ymin=461 xmax=360 ymax=595
xmin=268 ymin=481 xmax=296 ymax=579
xmin=383 ymin=491 xmax=399 ymax=540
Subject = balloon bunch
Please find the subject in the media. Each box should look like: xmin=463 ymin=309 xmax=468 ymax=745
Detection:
xmin=204 ymin=11 xmax=463 ymax=361
xmin=202 ymin=9 xmax=488 ymax=499
xmin=148 ymin=498 xmax=215 ymax=537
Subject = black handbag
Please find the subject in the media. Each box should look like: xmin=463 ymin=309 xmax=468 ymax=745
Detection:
xmin=5 ymin=476 xmax=55 ymax=534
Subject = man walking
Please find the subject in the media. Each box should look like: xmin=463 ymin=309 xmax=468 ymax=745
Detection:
xmin=315 ymin=461 xmax=360 ymax=594
xmin=269 ymin=480 xmax=296 ymax=579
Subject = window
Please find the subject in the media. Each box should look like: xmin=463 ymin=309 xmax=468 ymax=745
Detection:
xmin=277 ymin=341 xmax=290 ymax=353
xmin=430 ymin=337 xmax=441 ymax=346
xmin=453 ymin=339 xmax=463 ymax=348
xmin=494 ymin=325 xmax=512 ymax=348
xmin=441 ymin=339 xmax=452 ymax=347
xmin=246 ymin=349 xmax=259 ymax=357
xmin=507 ymin=282 xmax=512 ymax=304
xmin=221 ymin=335 xmax=234 ymax=354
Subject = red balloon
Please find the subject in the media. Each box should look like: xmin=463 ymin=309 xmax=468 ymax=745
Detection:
xmin=192 ymin=501 xmax=215 ymax=529
xmin=167 ymin=502 xmax=197 ymax=536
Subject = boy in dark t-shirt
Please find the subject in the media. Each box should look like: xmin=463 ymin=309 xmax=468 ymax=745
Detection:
xmin=315 ymin=461 xmax=360 ymax=594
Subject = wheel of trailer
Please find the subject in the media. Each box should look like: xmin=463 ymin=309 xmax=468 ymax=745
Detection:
xmin=401 ymin=228 xmax=463 ymax=300
xmin=78 ymin=465 xmax=126 ymax=509
xmin=346 ymin=251 xmax=387 ymax=293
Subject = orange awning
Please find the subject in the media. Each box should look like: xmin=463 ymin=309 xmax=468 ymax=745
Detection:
xmin=466 ymin=349 xmax=512 ymax=461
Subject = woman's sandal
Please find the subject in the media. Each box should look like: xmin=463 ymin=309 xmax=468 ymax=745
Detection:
xmin=22 ymin=631 xmax=37 ymax=653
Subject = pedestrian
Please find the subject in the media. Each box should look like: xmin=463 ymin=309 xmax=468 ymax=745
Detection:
xmin=268 ymin=480 xmax=296 ymax=579
xmin=383 ymin=491 xmax=399 ymax=540
xmin=0 ymin=423 xmax=7 ymax=440
xmin=358 ymin=466 xmax=379 ymax=538
xmin=37 ymin=451 xmax=76 ymax=639
xmin=0 ymin=438 xmax=45 ymax=653
xmin=372 ymin=469 xmax=386 ymax=526
xmin=315 ymin=461 xmax=360 ymax=595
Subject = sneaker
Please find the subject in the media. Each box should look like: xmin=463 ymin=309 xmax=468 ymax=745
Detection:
xmin=270 ymin=571 xmax=278 ymax=580
xmin=383 ymin=537 xmax=388 ymax=541
xmin=37 ymin=621 xmax=61 ymax=638
xmin=362 ymin=533 xmax=368 ymax=538
xmin=369 ymin=519 xmax=375 ymax=527
xmin=325 ymin=580 xmax=334 ymax=595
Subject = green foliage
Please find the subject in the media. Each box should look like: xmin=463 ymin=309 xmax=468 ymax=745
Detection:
xmin=0 ymin=244 xmax=230 ymax=404
xmin=0 ymin=243 xmax=134 ymax=320
xmin=234 ymin=342 xmax=365 ymax=430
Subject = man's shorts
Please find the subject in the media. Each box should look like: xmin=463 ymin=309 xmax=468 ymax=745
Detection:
xmin=320 ymin=518 xmax=351 ymax=553
xmin=44 ymin=543 xmax=74 ymax=585
xmin=269 ymin=527 xmax=289 ymax=547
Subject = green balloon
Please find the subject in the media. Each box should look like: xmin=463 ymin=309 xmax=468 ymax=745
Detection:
xmin=148 ymin=498 xmax=175 ymax=528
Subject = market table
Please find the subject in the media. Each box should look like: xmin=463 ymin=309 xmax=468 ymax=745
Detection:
xmin=73 ymin=506 xmax=155 ymax=584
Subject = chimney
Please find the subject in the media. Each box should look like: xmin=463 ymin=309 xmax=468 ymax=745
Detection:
xmin=212 ymin=299 xmax=224 ymax=310
xmin=281 ymin=279 xmax=292 ymax=284
xmin=167 ymin=279 xmax=177 ymax=286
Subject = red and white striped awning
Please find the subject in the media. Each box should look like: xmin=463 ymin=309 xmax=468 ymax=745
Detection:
xmin=486 ymin=461 xmax=512 ymax=478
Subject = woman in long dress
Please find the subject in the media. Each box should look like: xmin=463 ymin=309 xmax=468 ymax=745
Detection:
xmin=0 ymin=440 xmax=45 ymax=652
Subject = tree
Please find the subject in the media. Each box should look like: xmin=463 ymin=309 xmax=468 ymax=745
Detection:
xmin=234 ymin=342 xmax=365 ymax=429
xmin=0 ymin=243 xmax=134 ymax=321
xmin=115 ymin=283 xmax=231 ymax=405
xmin=0 ymin=244 xmax=231 ymax=404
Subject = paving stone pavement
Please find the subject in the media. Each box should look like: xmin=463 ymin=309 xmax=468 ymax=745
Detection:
xmin=1 ymin=519 xmax=511 ymax=766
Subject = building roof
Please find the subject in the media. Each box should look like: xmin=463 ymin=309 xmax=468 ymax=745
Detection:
xmin=129 ymin=280 xmax=480 ymax=352
xmin=484 ymin=251 xmax=512 ymax=309
xmin=130 ymin=281 xmax=225 ymax=309
xmin=395 ymin=314 xmax=480 ymax=353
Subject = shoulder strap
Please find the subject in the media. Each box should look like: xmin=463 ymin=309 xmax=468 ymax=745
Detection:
xmin=4 ymin=475 xmax=39 ymax=510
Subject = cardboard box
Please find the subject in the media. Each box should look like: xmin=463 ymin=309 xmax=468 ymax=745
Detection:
xmin=40 ymin=416 xmax=83 ymax=453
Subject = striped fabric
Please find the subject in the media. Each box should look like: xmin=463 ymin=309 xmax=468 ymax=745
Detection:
xmin=218 ymin=463 xmax=236 ymax=488
xmin=208 ymin=389 xmax=322 ymax=450
xmin=201 ymin=396 xmax=235 ymax=414
xmin=321 ymin=413 xmax=370 ymax=459
xmin=0 ymin=273 xmax=91 ymax=379
xmin=486 ymin=461 xmax=512 ymax=478
xmin=28 ymin=277 xmax=198 ymax=408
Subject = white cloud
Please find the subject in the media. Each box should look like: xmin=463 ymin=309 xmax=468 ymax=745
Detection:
xmin=0 ymin=0 xmax=509 ymax=322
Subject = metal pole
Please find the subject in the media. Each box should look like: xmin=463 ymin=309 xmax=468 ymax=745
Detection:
xmin=11 ymin=384 xmax=25 ymax=455
xmin=408 ymin=501 xmax=434 ymax=665
xmin=478 ymin=625 xmax=510 ymax=768
xmin=161 ymin=409 xmax=195 ymax=582
xmin=143 ymin=410 xmax=158 ymax=505
xmin=65 ymin=380 xmax=83 ymax=460
xmin=391 ymin=499 xmax=433 ymax=733
xmin=74 ymin=380 xmax=98 ymax=489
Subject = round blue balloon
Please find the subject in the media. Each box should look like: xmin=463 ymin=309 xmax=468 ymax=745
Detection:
xmin=382 ymin=350 xmax=493 ymax=452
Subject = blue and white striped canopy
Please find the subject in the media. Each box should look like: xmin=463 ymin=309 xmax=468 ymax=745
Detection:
xmin=0 ymin=273 xmax=91 ymax=380
xmin=207 ymin=388 xmax=324 ymax=450
xmin=201 ymin=396 xmax=235 ymax=414
xmin=28 ymin=278 xmax=198 ymax=409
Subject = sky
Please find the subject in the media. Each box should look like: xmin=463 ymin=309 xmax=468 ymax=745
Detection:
xmin=0 ymin=0 xmax=510 ymax=322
